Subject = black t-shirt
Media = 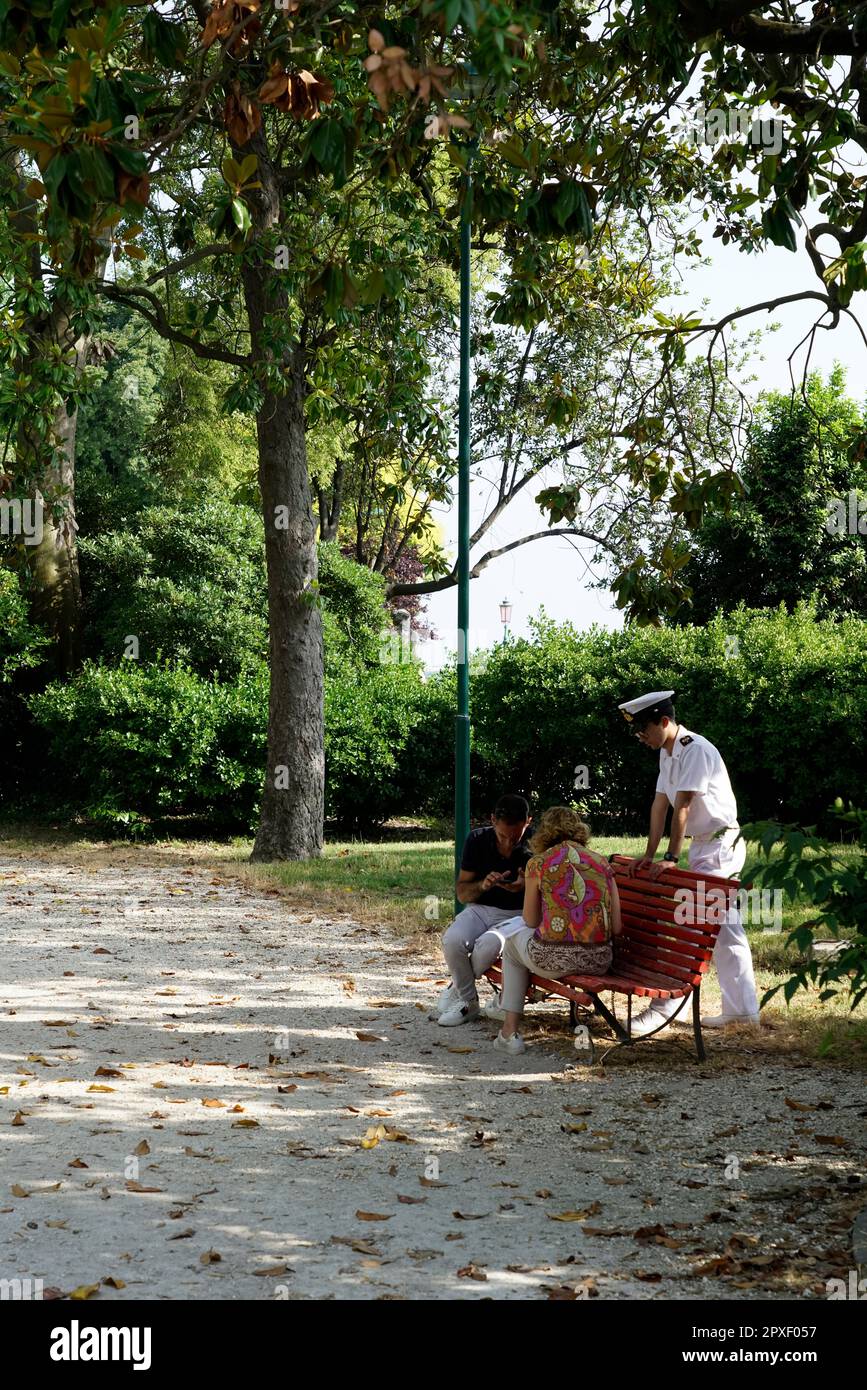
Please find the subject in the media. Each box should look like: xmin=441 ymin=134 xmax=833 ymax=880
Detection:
xmin=460 ymin=824 xmax=533 ymax=910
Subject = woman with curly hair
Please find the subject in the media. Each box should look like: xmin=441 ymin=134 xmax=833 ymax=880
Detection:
xmin=493 ymin=806 xmax=621 ymax=1055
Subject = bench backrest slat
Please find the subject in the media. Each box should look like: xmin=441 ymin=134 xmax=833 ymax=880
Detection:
xmin=610 ymin=854 xmax=740 ymax=989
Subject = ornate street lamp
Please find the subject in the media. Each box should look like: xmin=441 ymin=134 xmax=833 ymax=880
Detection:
xmin=499 ymin=597 xmax=512 ymax=645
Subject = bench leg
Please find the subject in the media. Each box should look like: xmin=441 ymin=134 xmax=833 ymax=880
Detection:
xmin=692 ymin=985 xmax=705 ymax=1063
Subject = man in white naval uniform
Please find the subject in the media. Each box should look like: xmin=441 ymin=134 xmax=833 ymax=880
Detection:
xmin=618 ymin=690 xmax=760 ymax=1035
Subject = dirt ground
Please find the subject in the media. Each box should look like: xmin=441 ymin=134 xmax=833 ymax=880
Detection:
xmin=1 ymin=853 xmax=864 ymax=1301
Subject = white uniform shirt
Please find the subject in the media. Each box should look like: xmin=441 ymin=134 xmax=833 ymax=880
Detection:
xmin=656 ymin=727 xmax=739 ymax=840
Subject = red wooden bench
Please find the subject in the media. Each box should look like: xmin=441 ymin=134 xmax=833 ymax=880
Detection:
xmin=484 ymin=853 xmax=740 ymax=1063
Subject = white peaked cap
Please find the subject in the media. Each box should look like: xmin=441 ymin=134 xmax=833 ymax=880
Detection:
xmin=617 ymin=690 xmax=675 ymax=721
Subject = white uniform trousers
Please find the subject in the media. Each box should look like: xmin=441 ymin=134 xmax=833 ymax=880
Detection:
xmin=655 ymin=830 xmax=759 ymax=1020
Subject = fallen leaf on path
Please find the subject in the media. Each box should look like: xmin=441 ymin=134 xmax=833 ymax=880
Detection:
xmin=87 ymin=1084 xmax=114 ymax=1093
xmin=549 ymin=1203 xmax=603 ymax=1222
xmin=356 ymin=1211 xmax=391 ymax=1222
xmin=452 ymin=1210 xmax=488 ymax=1221
xmin=103 ymin=1276 xmax=126 ymax=1289
xmin=277 ymin=1085 xmax=297 ymax=1094
xmin=253 ymin=1264 xmax=291 ymax=1277
xmin=95 ymin=1067 xmax=124 ymax=1079
xmin=202 ymin=1099 xmax=225 ymax=1108
xmin=331 ymin=1236 xmax=382 ymax=1256
xmin=457 ymin=1264 xmax=487 ymax=1281
xmin=232 ymin=1118 xmax=259 ymax=1128
xmin=68 ymin=1159 xmax=89 ymax=1169
xmin=125 ymin=1181 xmax=162 ymax=1193
xmin=397 ymin=1194 xmax=427 ymax=1205
xmin=11 ymin=1112 xmax=25 ymax=1126
xmin=11 ymin=1184 xmax=30 ymax=1197
xmin=815 ymin=1135 xmax=849 ymax=1147
xmin=420 ymin=1176 xmax=447 ymax=1188
xmin=784 ymin=1097 xmax=814 ymax=1112
xmin=356 ymin=1032 xmax=387 ymax=1043
xmin=132 ymin=1141 xmax=150 ymax=1157
xmin=70 ymin=1284 xmax=100 ymax=1300
xmin=446 ymin=1046 xmax=474 ymax=1054
xmin=200 ymin=1249 xmax=222 ymax=1264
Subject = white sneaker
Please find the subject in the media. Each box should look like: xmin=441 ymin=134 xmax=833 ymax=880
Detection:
xmin=701 ymin=1012 xmax=760 ymax=1029
xmin=629 ymin=1007 xmax=671 ymax=1038
xmin=437 ymin=999 xmax=480 ymax=1027
xmin=494 ymin=1030 xmax=525 ymax=1055
xmin=483 ymin=992 xmax=507 ymax=1022
xmin=435 ymin=982 xmax=457 ymax=1013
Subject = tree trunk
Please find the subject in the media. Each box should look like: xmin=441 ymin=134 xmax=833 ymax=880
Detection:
xmin=25 ymin=314 xmax=87 ymax=675
xmin=238 ymin=132 xmax=324 ymax=861
xmin=8 ymin=151 xmax=89 ymax=675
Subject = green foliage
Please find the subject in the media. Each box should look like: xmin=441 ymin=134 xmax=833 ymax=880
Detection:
xmin=464 ymin=606 xmax=867 ymax=830
xmin=23 ymin=527 xmax=437 ymax=829
xmin=324 ymin=662 xmax=428 ymax=826
xmin=78 ymin=495 xmax=268 ymax=679
xmin=0 ymin=566 xmax=49 ymax=681
xmin=27 ymin=660 xmax=269 ymax=832
xmin=681 ymin=370 xmax=867 ymax=622
xmin=742 ymin=804 xmax=867 ymax=1014
xmin=318 ymin=542 xmax=391 ymax=672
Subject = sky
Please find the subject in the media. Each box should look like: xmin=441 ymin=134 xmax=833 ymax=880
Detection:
xmin=415 ymin=223 xmax=867 ymax=671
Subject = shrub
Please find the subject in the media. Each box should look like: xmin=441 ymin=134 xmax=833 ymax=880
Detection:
xmin=28 ymin=661 xmax=268 ymax=831
xmin=467 ymin=604 xmax=867 ymax=831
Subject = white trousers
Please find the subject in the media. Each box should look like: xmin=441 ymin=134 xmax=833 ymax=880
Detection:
xmin=654 ymin=832 xmax=759 ymax=1019
xmin=441 ymin=904 xmax=526 ymax=1003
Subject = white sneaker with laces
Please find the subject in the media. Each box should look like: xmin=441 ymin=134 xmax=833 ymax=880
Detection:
xmin=435 ymin=982 xmax=457 ymax=1013
xmin=494 ymin=1030 xmax=525 ymax=1055
xmin=483 ymin=992 xmax=507 ymax=1022
xmin=629 ymin=1007 xmax=671 ymax=1038
xmin=701 ymin=1012 xmax=760 ymax=1029
xmin=437 ymin=999 xmax=480 ymax=1027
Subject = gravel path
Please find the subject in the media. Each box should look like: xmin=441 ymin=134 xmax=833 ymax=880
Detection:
xmin=1 ymin=856 xmax=864 ymax=1301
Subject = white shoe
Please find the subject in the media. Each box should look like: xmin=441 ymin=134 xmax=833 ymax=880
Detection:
xmin=629 ymin=1007 xmax=671 ymax=1038
xmin=437 ymin=999 xmax=480 ymax=1027
xmin=483 ymin=991 xmax=507 ymax=1022
xmin=435 ymin=982 xmax=458 ymax=1013
xmin=701 ymin=1012 xmax=760 ymax=1029
xmin=494 ymin=1030 xmax=525 ymax=1055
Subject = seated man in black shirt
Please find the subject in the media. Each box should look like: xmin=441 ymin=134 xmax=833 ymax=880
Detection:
xmin=437 ymin=793 xmax=532 ymax=1027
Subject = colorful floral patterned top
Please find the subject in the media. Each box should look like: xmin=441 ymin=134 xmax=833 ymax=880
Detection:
xmin=526 ymin=841 xmax=615 ymax=944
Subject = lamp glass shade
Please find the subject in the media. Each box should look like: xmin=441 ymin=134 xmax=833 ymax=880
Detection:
xmin=499 ymin=600 xmax=512 ymax=625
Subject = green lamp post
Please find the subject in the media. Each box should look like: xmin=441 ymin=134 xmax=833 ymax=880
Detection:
xmin=453 ymin=127 xmax=476 ymax=905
